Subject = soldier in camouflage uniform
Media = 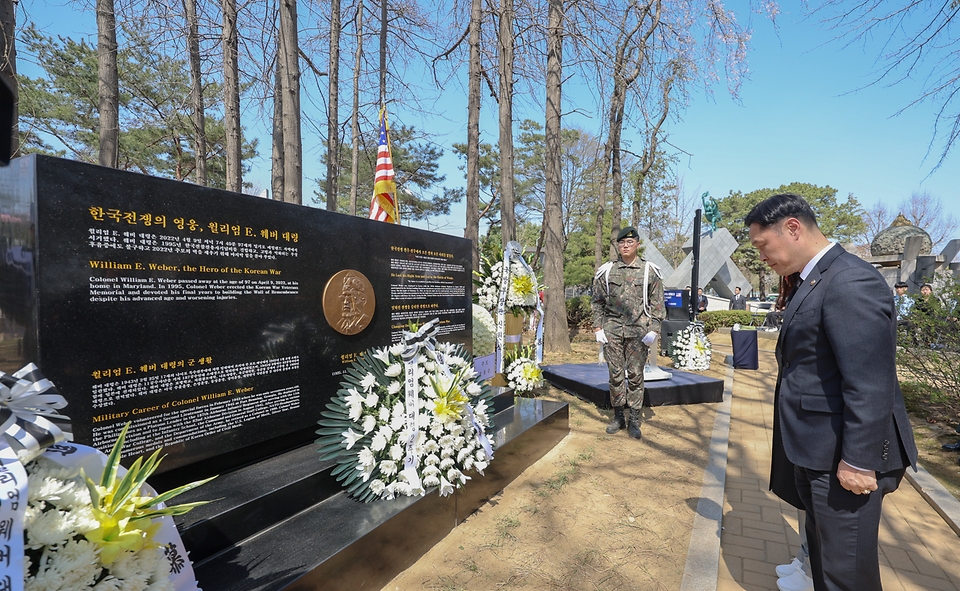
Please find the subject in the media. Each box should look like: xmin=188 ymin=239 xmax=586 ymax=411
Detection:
xmin=592 ymin=227 xmax=665 ymax=439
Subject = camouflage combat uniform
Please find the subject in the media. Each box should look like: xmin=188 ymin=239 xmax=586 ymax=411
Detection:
xmin=591 ymin=257 xmax=665 ymax=408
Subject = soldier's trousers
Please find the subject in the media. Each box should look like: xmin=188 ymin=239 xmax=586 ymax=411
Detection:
xmin=604 ymin=335 xmax=648 ymax=408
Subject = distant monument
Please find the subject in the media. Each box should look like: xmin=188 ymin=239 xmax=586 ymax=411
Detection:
xmin=865 ymin=214 xmax=959 ymax=291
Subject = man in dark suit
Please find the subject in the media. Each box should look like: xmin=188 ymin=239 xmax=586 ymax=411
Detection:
xmin=729 ymin=286 xmax=747 ymax=310
xmin=696 ymin=288 xmax=708 ymax=313
xmin=745 ymin=194 xmax=917 ymax=591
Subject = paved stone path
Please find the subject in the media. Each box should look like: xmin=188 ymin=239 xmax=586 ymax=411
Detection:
xmin=714 ymin=343 xmax=960 ymax=591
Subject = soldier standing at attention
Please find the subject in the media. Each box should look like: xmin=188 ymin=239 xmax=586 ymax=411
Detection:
xmin=592 ymin=227 xmax=665 ymax=439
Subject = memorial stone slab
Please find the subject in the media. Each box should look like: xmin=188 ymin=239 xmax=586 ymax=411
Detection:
xmin=0 ymin=155 xmax=473 ymax=480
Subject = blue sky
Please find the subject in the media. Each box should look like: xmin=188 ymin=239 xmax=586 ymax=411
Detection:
xmin=19 ymin=2 xmax=960 ymax=245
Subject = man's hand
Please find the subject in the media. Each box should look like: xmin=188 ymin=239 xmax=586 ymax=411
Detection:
xmin=595 ymin=328 xmax=608 ymax=344
xmin=641 ymin=331 xmax=657 ymax=345
xmin=837 ymin=459 xmax=878 ymax=495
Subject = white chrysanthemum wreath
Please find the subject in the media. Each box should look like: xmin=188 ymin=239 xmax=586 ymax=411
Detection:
xmin=504 ymin=345 xmax=543 ymax=395
xmin=472 ymin=304 xmax=497 ymax=358
xmin=317 ymin=321 xmax=495 ymax=502
xmin=18 ymin=426 xmax=211 ymax=591
xmin=474 ymin=255 xmax=539 ymax=315
xmin=671 ymin=323 xmax=712 ymax=371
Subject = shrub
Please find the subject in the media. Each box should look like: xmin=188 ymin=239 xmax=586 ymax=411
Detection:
xmin=566 ymin=295 xmax=593 ymax=328
xmin=698 ymin=310 xmax=765 ymax=334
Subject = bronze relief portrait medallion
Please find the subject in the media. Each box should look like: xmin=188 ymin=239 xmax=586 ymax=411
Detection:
xmin=323 ymin=269 xmax=376 ymax=335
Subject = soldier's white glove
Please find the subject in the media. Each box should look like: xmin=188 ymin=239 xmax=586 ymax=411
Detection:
xmin=595 ymin=329 xmax=608 ymax=344
xmin=642 ymin=331 xmax=657 ymax=345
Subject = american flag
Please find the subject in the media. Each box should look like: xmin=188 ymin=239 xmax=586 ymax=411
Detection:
xmin=369 ymin=109 xmax=398 ymax=223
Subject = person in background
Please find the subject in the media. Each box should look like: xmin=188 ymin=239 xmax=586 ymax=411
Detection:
xmin=729 ymin=286 xmax=747 ymax=310
xmin=746 ymin=193 xmax=916 ymax=591
xmin=913 ymin=283 xmax=940 ymax=318
xmin=592 ymin=227 xmax=665 ymax=440
xmin=696 ymin=287 xmax=708 ymax=313
xmin=893 ymin=281 xmax=913 ymax=323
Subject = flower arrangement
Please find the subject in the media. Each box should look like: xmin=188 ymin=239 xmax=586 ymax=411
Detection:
xmin=671 ymin=323 xmax=712 ymax=371
xmin=20 ymin=424 xmax=213 ymax=591
xmin=472 ymin=304 xmax=496 ymax=358
xmin=316 ymin=322 xmax=495 ymax=502
xmin=474 ymin=252 xmax=540 ymax=316
xmin=503 ymin=345 xmax=543 ymax=395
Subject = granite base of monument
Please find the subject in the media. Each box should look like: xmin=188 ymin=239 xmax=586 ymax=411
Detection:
xmin=541 ymin=363 xmax=724 ymax=409
xmin=172 ymin=396 xmax=569 ymax=591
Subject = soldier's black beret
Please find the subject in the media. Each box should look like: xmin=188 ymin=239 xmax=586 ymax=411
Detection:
xmin=617 ymin=227 xmax=639 ymax=241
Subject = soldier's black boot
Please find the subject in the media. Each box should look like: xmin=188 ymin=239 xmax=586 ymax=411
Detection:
xmin=606 ymin=406 xmax=626 ymax=434
xmin=627 ymin=408 xmax=642 ymax=439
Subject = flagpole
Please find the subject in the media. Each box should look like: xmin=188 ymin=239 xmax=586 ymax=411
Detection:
xmin=382 ymin=104 xmax=399 ymax=223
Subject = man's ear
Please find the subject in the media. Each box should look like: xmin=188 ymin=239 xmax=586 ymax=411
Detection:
xmin=783 ymin=217 xmax=802 ymax=239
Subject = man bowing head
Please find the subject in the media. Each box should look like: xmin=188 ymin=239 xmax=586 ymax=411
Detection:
xmin=745 ymin=193 xmax=916 ymax=591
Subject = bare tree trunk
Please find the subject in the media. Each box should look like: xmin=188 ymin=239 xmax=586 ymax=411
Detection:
xmin=280 ymin=0 xmax=302 ymax=203
xmin=349 ymin=0 xmax=364 ymax=216
xmin=464 ymin=0 xmax=481 ymax=270
xmin=184 ymin=0 xmax=207 ymax=185
xmin=498 ymin=0 xmax=515 ymax=247
xmin=223 ymin=0 xmax=242 ymax=191
xmin=543 ymin=0 xmax=570 ymax=353
xmin=326 ymin=0 xmax=341 ymax=211
xmin=96 ymin=0 xmax=119 ymax=168
xmin=607 ymin=99 xmax=625 ymax=260
xmin=379 ymin=0 xmax=387 ymax=105
xmin=272 ymin=48 xmax=285 ymax=201
xmin=0 ymin=0 xmax=17 ymax=159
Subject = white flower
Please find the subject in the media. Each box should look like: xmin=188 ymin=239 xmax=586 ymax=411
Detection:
xmin=372 ymin=348 xmax=390 ymax=364
xmin=389 ymin=343 xmax=405 ymax=356
xmin=423 ymin=474 xmax=440 ymax=488
xmin=438 ymin=476 xmax=455 ymax=497
xmin=360 ymin=372 xmax=377 ymax=391
xmin=439 ymin=457 xmax=455 ymax=470
xmin=358 ymin=447 xmax=376 ymax=467
xmin=439 ymin=435 xmax=455 ymax=448
xmin=424 ymin=454 xmax=440 ymax=466
xmin=422 ymin=465 xmax=441 ymax=477
xmin=369 ymin=479 xmax=386 ymax=495
xmin=377 ymin=424 xmax=394 ymax=441
xmin=364 ymin=392 xmax=380 ymax=408
xmin=466 ymin=382 xmax=481 ymax=396
xmin=474 ymin=460 xmax=488 ymax=474
xmin=385 ymin=363 xmax=403 ymax=377
xmin=371 ymin=432 xmax=388 ymax=452
xmin=379 ymin=406 xmax=391 ymax=423
xmin=342 ymin=428 xmax=362 ymax=450
xmin=391 ymin=402 xmax=406 ymax=430
xmin=387 ymin=381 xmax=402 ymax=395
xmin=389 ymin=444 xmax=404 ymax=461
xmin=380 ymin=460 xmax=398 ymax=477
xmin=447 ymin=468 xmax=468 ymax=484
xmin=362 ymin=414 xmax=377 ymax=434
xmin=423 ymin=440 xmax=439 ymax=454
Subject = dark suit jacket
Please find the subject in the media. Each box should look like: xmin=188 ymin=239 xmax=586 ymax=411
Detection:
xmin=729 ymin=294 xmax=746 ymax=310
xmin=771 ymin=245 xmax=916 ymax=498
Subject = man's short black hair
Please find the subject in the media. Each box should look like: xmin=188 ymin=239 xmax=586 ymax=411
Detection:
xmin=744 ymin=193 xmax=818 ymax=229
xmin=921 ymin=283 xmax=934 ymax=290
xmin=735 ymin=286 xmax=741 ymax=292
xmin=894 ymin=282 xmax=908 ymax=289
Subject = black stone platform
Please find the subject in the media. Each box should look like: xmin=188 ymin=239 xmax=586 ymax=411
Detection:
xmin=542 ymin=363 xmax=723 ymax=409
xmin=173 ymin=396 xmax=568 ymax=591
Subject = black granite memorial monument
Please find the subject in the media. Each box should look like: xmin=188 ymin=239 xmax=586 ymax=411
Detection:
xmin=0 ymin=155 xmax=570 ymax=591
xmin=0 ymin=154 xmax=473 ymax=481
